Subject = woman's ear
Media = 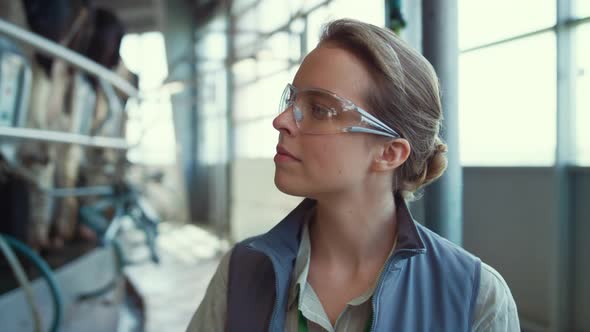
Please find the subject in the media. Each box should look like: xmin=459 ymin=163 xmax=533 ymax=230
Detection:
xmin=371 ymin=138 xmax=411 ymax=172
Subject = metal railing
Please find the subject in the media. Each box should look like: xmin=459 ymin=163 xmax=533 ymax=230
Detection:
xmin=0 ymin=18 xmax=137 ymax=150
xmin=0 ymin=18 xmax=138 ymax=97
xmin=0 ymin=127 xmax=129 ymax=150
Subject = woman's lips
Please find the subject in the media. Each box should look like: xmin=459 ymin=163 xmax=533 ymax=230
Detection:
xmin=274 ymin=153 xmax=298 ymax=163
xmin=275 ymin=145 xmax=300 ymax=162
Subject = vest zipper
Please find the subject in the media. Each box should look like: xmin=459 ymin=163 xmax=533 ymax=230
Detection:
xmin=369 ymin=249 xmax=421 ymax=332
xmin=268 ymin=255 xmax=280 ymax=331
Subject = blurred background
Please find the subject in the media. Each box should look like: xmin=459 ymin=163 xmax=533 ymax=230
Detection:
xmin=0 ymin=0 xmax=588 ymax=331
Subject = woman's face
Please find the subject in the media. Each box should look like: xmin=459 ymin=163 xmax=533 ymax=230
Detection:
xmin=273 ymin=44 xmax=381 ymax=198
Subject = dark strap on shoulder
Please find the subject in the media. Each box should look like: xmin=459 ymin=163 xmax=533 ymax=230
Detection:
xmin=227 ymin=244 xmax=277 ymax=332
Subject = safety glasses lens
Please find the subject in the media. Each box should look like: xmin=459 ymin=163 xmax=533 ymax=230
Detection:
xmin=295 ymin=91 xmax=360 ymax=133
xmin=278 ymin=85 xmax=293 ymax=113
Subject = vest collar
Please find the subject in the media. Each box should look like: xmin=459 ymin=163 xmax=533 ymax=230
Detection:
xmin=246 ymin=195 xmax=426 ymax=262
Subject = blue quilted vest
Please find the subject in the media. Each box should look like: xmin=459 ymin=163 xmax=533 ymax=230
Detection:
xmin=227 ymin=196 xmax=481 ymax=332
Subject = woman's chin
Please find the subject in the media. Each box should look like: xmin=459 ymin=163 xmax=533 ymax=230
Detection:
xmin=274 ymin=174 xmax=308 ymax=197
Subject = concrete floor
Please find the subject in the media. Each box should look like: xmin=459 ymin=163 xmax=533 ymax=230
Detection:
xmin=123 ymin=222 xmax=227 ymax=332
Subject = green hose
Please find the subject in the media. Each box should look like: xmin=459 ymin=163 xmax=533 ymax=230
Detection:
xmin=77 ymin=205 xmax=127 ymax=301
xmin=0 ymin=234 xmax=63 ymax=332
xmin=76 ymin=239 xmax=125 ymax=301
xmin=0 ymin=235 xmax=42 ymax=332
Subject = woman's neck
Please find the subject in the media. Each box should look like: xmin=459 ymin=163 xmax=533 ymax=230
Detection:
xmin=309 ymin=189 xmax=398 ymax=272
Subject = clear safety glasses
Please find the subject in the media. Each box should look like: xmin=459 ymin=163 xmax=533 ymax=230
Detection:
xmin=278 ymin=83 xmax=400 ymax=138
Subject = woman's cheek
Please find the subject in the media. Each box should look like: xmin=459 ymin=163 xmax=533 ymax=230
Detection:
xmin=309 ymin=143 xmax=346 ymax=179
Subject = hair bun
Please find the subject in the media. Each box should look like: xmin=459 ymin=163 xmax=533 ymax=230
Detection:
xmin=398 ymin=140 xmax=448 ymax=201
xmin=423 ymin=142 xmax=448 ymax=185
xmin=435 ymin=142 xmax=448 ymax=154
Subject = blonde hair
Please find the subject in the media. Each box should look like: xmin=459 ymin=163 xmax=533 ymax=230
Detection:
xmin=320 ymin=18 xmax=447 ymax=201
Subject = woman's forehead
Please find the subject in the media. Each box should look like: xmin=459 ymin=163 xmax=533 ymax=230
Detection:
xmin=293 ymin=45 xmax=372 ymax=106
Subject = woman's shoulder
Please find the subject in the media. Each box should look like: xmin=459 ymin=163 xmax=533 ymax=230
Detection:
xmin=472 ymin=262 xmax=520 ymax=331
xmin=221 ymin=240 xmax=277 ymax=277
xmin=205 ymin=249 xmax=233 ymax=288
xmin=185 ymin=250 xmax=233 ymax=332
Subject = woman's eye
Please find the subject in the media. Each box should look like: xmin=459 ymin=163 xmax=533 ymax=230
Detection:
xmin=310 ymin=104 xmax=336 ymax=120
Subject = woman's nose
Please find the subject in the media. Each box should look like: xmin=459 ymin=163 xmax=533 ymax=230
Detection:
xmin=272 ymin=106 xmax=297 ymax=136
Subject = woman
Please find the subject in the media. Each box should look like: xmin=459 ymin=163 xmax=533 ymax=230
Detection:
xmin=187 ymin=18 xmax=519 ymax=331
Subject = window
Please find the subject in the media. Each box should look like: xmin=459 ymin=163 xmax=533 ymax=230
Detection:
xmin=575 ymin=23 xmax=590 ymax=165
xmin=459 ymin=0 xmax=555 ymax=50
xmin=575 ymin=0 xmax=590 ymax=18
xmin=235 ymin=119 xmax=277 ymax=159
xmin=327 ymin=0 xmax=385 ymax=26
xmin=459 ymin=33 xmax=557 ymax=166
xmin=305 ymin=1 xmax=385 ymax=52
xmin=120 ymin=32 xmax=177 ymax=165
xmin=457 ymin=0 xmax=564 ymax=166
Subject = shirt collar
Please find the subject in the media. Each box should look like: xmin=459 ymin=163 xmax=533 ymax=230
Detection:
xmin=248 ymin=194 xmax=426 ymax=310
xmin=288 ymin=213 xmax=313 ymax=309
xmin=287 ymin=197 xmax=412 ymax=310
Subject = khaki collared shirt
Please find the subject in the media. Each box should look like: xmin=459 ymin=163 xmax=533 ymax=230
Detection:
xmin=187 ymin=218 xmax=520 ymax=332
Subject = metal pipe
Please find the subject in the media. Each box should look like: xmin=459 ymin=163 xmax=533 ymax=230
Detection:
xmin=552 ymin=0 xmax=575 ymax=330
xmin=461 ymin=15 xmax=589 ymax=54
xmin=0 ymin=127 xmax=129 ymax=150
xmin=224 ymin=3 xmax=236 ymax=238
xmin=48 ymin=186 xmax=114 ymax=197
xmin=0 ymin=18 xmax=139 ymax=98
xmin=421 ymin=0 xmax=463 ymax=245
xmin=162 ymin=0 xmax=203 ymax=222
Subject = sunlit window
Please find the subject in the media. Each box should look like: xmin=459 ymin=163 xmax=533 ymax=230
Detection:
xmin=576 ymin=0 xmax=590 ymax=18
xmin=235 ymin=120 xmax=277 ymax=159
xmin=458 ymin=0 xmax=555 ymax=50
xmin=120 ymin=32 xmax=176 ymax=166
xmin=459 ymin=33 xmax=557 ymax=166
xmin=576 ymin=24 xmax=590 ymax=165
xmin=305 ymin=1 xmax=385 ymax=52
